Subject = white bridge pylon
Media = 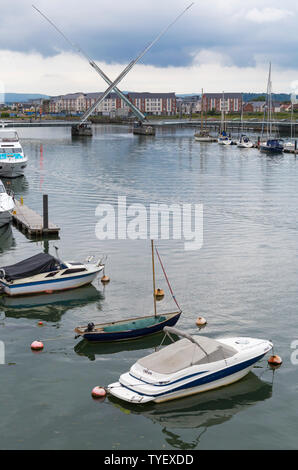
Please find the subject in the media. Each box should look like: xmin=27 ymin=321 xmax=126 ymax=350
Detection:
xmin=33 ymin=3 xmax=194 ymax=125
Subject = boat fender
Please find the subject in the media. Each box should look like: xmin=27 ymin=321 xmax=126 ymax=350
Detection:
xmin=196 ymin=316 xmax=207 ymax=327
xmin=31 ymin=340 xmax=44 ymax=351
xmin=268 ymin=355 xmax=282 ymax=367
xmin=91 ymin=386 xmax=107 ymax=399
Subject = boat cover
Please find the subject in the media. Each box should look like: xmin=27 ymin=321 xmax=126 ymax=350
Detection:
xmin=137 ymin=336 xmax=237 ymax=374
xmin=0 ymin=253 xmax=60 ymax=281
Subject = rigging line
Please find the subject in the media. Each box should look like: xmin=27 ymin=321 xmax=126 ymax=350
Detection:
xmin=32 ymin=5 xmax=146 ymax=122
xmin=154 ymin=246 xmax=181 ymax=312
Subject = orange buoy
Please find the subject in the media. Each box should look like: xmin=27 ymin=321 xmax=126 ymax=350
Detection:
xmin=155 ymin=288 xmax=164 ymax=300
xmin=196 ymin=316 xmax=207 ymax=327
xmin=101 ymin=275 xmax=110 ymax=284
xmin=268 ymin=355 xmax=283 ymax=367
xmin=31 ymin=340 xmax=44 ymax=351
xmin=91 ymin=386 xmax=107 ymax=399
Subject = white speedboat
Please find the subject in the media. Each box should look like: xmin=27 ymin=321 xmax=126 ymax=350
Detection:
xmin=237 ymin=135 xmax=254 ymax=148
xmin=0 ymin=128 xmax=28 ymax=178
xmin=108 ymin=326 xmax=273 ymax=404
xmin=0 ymin=252 xmax=104 ymax=296
xmin=0 ymin=179 xmax=15 ymax=227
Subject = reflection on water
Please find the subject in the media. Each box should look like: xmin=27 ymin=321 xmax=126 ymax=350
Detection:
xmin=1 ymin=284 xmax=103 ymax=322
xmin=0 ymin=224 xmax=15 ymax=253
xmin=1 ymin=176 xmax=29 ymax=196
xmin=74 ymin=331 xmax=176 ymax=361
xmin=109 ymin=373 xmax=272 ymax=450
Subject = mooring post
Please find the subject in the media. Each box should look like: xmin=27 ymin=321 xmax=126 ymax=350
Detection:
xmin=295 ymin=140 xmax=297 ymax=152
xmin=43 ymin=194 xmax=49 ymax=230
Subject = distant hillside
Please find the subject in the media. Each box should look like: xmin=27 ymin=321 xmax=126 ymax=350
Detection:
xmin=242 ymin=93 xmax=291 ymax=102
xmin=177 ymin=93 xmax=291 ymax=102
xmin=4 ymin=93 xmax=49 ymax=103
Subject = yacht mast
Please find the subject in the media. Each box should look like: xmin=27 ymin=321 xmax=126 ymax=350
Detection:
xmin=151 ymin=240 xmax=157 ymax=317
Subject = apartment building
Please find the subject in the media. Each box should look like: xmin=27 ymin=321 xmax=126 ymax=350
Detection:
xmin=202 ymin=93 xmax=243 ymax=113
xmin=48 ymin=92 xmax=177 ymax=116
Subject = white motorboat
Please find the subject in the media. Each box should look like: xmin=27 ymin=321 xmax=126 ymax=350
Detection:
xmin=0 ymin=251 xmax=104 ymax=296
xmin=237 ymin=135 xmax=254 ymax=148
xmin=0 ymin=127 xmax=28 ymax=178
xmin=108 ymin=326 xmax=273 ymax=404
xmin=0 ymin=179 xmax=15 ymax=227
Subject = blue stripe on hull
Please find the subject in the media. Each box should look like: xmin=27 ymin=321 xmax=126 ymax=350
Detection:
xmin=82 ymin=313 xmax=181 ymax=342
xmin=121 ymin=353 xmax=266 ymax=398
xmin=0 ymin=272 xmax=97 ymax=290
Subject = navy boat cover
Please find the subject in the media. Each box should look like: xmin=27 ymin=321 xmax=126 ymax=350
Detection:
xmin=0 ymin=253 xmax=60 ymax=281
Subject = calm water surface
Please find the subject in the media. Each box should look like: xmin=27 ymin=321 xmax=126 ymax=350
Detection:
xmin=0 ymin=125 xmax=297 ymax=450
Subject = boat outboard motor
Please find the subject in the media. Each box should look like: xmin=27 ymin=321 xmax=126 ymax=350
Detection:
xmin=85 ymin=322 xmax=95 ymax=332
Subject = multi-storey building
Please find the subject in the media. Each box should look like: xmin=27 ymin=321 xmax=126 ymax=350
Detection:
xmin=127 ymin=92 xmax=176 ymax=116
xmin=202 ymin=93 xmax=243 ymax=113
xmin=48 ymin=92 xmax=177 ymax=116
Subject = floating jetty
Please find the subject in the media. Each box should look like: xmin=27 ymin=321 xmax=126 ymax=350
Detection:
xmin=12 ymin=196 xmax=60 ymax=238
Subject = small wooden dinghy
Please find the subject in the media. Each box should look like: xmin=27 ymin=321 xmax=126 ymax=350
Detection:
xmin=75 ymin=240 xmax=182 ymax=342
xmin=75 ymin=311 xmax=181 ymax=342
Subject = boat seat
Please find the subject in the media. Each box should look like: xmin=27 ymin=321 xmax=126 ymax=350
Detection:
xmin=103 ymin=316 xmax=166 ymax=333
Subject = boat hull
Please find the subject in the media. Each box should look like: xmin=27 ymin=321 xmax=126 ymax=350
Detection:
xmin=108 ymin=337 xmax=273 ymax=404
xmin=194 ymin=137 xmax=217 ymax=142
xmin=260 ymin=146 xmax=283 ymax=154
xmin=0 ymin=159 xmax=28 ymax=178
xmin=0 ymin=211 xmax=12 ymax=227
xmin=110 ymin=360 xmax=261 ymax=404
xmin=0 ymin=270 xmax=101 ymax=296
xmin=78 ymin=312 xmax=181 ymax=342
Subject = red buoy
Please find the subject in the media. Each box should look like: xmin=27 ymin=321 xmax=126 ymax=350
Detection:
xmin=91 ymin=386 xmax=107 ymax=399
xmin=268 ymin=355 xmax=282 ymax=367
xmin=38 ymin=321 xmax=44 ymax=326
xmin=31 ymin=340 xmax=44 ymax=351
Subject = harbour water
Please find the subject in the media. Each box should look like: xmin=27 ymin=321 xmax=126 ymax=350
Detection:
xmin=0 ymin=125 xmax=297 ymax=449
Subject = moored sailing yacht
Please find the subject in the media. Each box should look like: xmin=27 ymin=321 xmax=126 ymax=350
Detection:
xmin=0 ymin=127 xmax=28 ymax=178
xmin=218 ymin=91 xmax=232 ymax=145
xmin=194 ymin=89 xmax=217 ymax=142
xmin=259 ymin=63 xmax=284 ymax=154
xmin=75 ymin=241 xmax=181 ymax=342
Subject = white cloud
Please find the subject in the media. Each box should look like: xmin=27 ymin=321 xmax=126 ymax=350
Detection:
xmin=246 ymin=7 xmax=293 ymax=23
xmin=1 ymin=49 xmax=298 ymax=95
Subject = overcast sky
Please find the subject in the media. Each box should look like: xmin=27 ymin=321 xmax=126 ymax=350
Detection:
xmin=1 ymin=0 xmax=298 ymax=96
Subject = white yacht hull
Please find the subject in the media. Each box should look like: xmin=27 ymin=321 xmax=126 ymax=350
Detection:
xmin=237 ymin=142 xmax=253 ymax=148
xmin=194 ymin=136 xmax=217 ymax=142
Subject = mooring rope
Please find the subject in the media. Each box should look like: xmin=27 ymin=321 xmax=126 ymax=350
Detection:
xmin=155 ymin=247 xmax=181 ymax=312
